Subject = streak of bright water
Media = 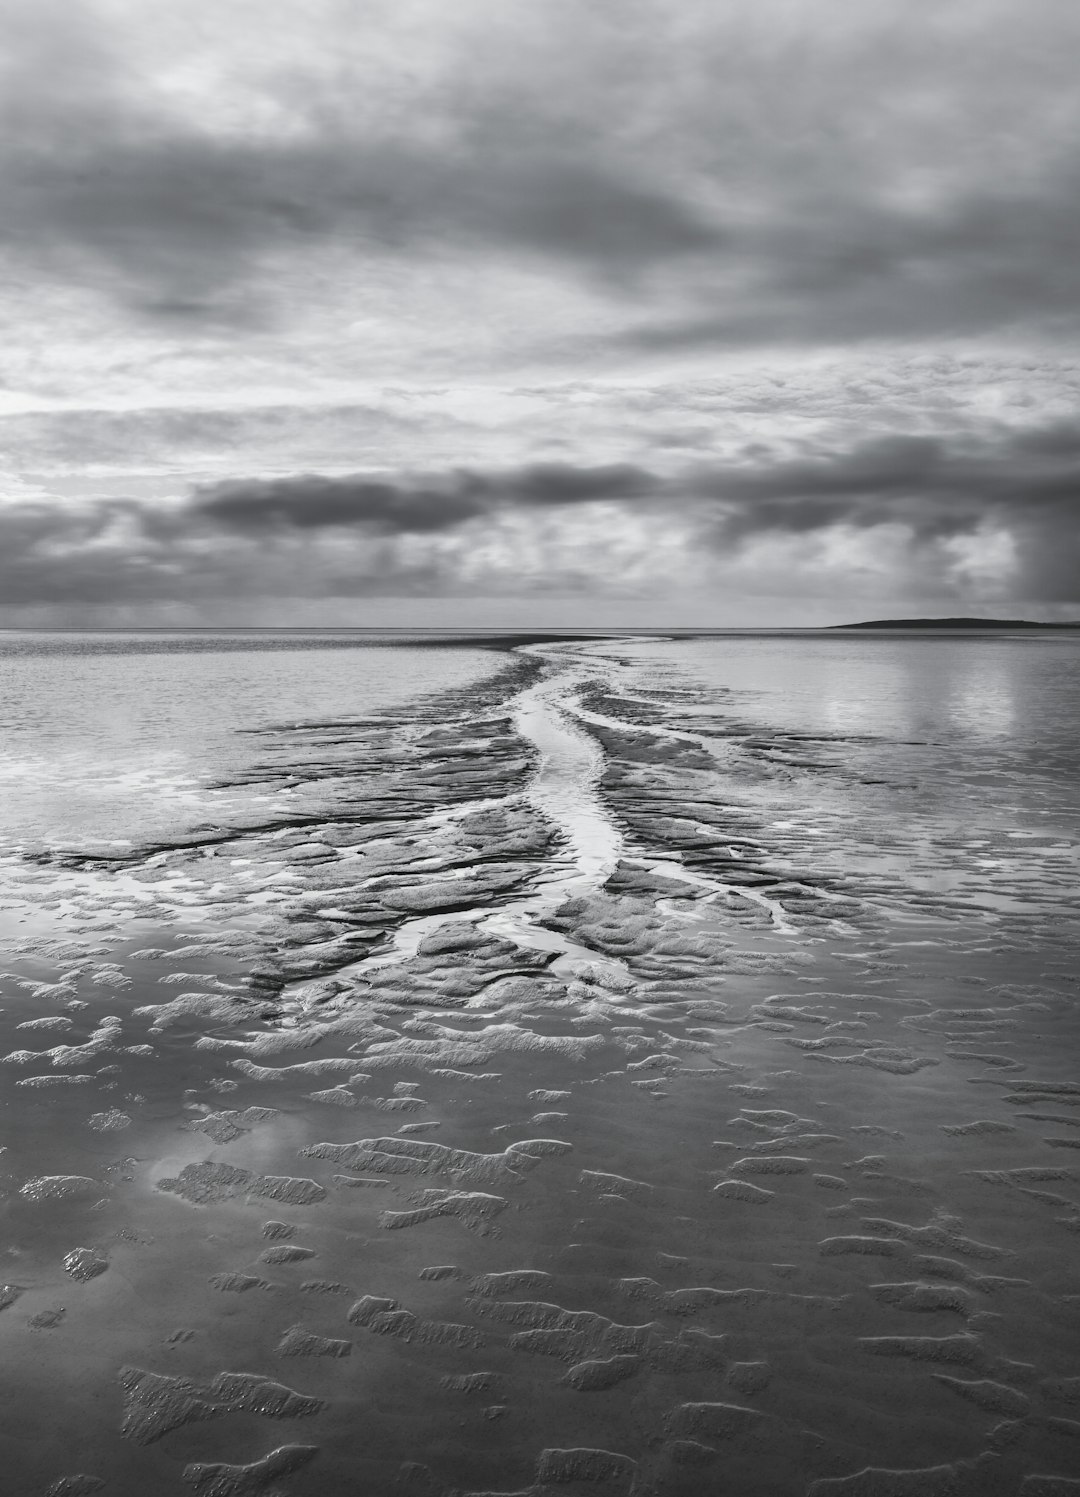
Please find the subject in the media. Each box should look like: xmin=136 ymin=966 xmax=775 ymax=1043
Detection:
xmin=513 ymin=661 xmax=623 ymax=892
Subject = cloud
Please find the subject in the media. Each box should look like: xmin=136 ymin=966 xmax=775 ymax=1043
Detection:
xmin=0 ymin=11 xmax=720 ymax=329
xmin=691 ymin=424 xmax=1080 ymax=541
xmin=621 ymin=177 xmax=1080 ymax=348
xmin=185 ymin=463 xmax=658 ymax=533
xmin=0 ymin=402 xmax=434 ymax=476
xmin=190 ymin=474 xmax=483 ymax=533
xmin=2 ymin=418 xmax=1077 ymax=613
xmin=3 ymin=141 xmax=721 ymax=325
xmin=3 ymin=0 xmax=1079 ymax=344
xmin=2 ymin=1 xmax=1078 ymax=623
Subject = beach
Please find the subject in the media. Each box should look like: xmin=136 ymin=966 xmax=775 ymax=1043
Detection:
xmin=1 ymin=630 xmax=1079 ymax=1496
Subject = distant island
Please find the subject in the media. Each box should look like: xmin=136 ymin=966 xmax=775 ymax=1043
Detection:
xmin=833 ymin=617 xmax=1080 ymax=630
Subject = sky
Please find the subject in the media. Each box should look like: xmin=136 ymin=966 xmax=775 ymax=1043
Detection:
xmin=2 ymin=0 xmax=1079 ymax=627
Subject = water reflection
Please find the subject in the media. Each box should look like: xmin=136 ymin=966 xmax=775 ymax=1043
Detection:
xmin=0 ymin=634 xmax=502 ymax=851
xmin=949 ymin=655 xmax=1016 ymax=737
xmin=622 ymin=632 xmax=1076 ymax=763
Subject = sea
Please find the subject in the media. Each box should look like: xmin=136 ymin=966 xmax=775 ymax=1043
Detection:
xmin=1 ymin=628 xmax=1077 ymax=1497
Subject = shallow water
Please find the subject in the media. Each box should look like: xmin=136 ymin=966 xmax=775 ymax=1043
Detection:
xmin=1 ymin=630 xmax=1078 ymax=1497
xmin=0 ymin=631 xmax=504 ymax=851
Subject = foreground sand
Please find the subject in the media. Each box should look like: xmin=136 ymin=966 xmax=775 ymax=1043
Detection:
xmin=1 ymin=640 xmax=1078 ymax=1496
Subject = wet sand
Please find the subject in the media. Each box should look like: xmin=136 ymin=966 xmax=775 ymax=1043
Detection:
xmin=1 ymin=638 xmax=1079 ymax=1496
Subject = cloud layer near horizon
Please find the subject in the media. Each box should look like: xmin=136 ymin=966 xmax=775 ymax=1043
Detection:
xmin=2 ymin=0 xmax=1078 ymax=622
xmin=4 ymin=419 xmax=1077 ymax=619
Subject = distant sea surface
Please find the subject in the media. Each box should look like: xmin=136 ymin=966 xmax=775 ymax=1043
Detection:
xmin=603 ymin=630 xmax=1080 ymax=917
xmin=0 ymin=630 xmax=505 ymax=849
xmin=2 ymin=625 xmax=1072 ymax=856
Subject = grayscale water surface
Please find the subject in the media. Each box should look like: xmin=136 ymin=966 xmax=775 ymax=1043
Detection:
xmin=0 ymin=632 xmax=503 ymax=850
xmin=1 ymin=630 xmax=1078 ymax=1497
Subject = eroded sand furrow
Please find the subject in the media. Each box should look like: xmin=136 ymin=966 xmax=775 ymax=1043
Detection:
xmin=279 ymin=649 xmax=636 ymax=1000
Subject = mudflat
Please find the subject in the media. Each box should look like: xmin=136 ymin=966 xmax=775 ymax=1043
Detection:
xmin=1 ymin=633 xmax=1078 ymax=1497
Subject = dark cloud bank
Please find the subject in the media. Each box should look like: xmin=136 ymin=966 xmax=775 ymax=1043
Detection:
xmin=4 ymin=421 xmax=1077 ymax=608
